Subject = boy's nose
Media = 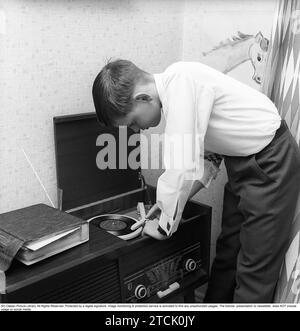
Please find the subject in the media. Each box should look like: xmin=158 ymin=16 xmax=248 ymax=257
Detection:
xmin=130 ymin=125 xmax=140 ymax=133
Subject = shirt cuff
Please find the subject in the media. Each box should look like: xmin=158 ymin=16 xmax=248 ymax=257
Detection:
xmin=158 ymin=212 xmax=177 ymax=237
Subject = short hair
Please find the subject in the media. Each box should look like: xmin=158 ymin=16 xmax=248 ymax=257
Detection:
xmin=92 ymin=59 xmax=142 ymax=127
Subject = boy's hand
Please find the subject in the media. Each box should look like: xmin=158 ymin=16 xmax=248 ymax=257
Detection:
xmin=146 ymin=203 xmax=161 ymax=220
xmin=142 ymin=218 xmax=168 ymax=240
xmin=204 ymin=151 xmax=223 ymax=167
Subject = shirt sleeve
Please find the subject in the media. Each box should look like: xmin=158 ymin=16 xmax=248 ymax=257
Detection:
xmin=157 ymin=70 xmax=215 ymax=236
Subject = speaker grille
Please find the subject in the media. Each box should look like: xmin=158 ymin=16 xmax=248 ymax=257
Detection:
xmin=12 ymin=258 xmax=122 ymax=303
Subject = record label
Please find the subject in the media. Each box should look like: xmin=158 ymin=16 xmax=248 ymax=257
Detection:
xmin=99 ymin=219 xmax=127 ymax=231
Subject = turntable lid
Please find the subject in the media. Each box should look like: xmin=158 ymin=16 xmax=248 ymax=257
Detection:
xmin=54 ymin=113 xmax=141 ymax=211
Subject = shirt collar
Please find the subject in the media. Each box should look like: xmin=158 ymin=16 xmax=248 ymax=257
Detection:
xmin=153 ymin=73 xmax=166 ymax=114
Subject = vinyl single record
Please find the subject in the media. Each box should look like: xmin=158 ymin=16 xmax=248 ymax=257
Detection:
xmin=87 ymin=214 xmax=142 ymax=240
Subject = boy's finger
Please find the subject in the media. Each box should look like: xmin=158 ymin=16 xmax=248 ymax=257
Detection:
xmin=131 ymin=218 xmax=146 ymax=231
xmin=146 ymin=204 xmax=159 ymax=218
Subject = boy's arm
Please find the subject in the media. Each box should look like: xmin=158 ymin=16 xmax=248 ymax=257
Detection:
xmin=154 ymin=70 xmax=216 ymax=238
xmin=189 ymin=180 xmax=205 ymax=199
xmin=144 ymin=162 xmax=216 ymax=239
xmin=145 ymin=158 xmax=221 ymax=221
xmin=188 ymin=157 xmax=222 ymax=197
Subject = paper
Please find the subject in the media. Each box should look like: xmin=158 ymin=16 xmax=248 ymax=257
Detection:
xmin=25 ymin=227 xmax=80 ymax=251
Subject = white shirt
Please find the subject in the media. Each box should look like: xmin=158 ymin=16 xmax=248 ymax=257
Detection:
xmin=153 ymin=61 xmax=281 ymax=236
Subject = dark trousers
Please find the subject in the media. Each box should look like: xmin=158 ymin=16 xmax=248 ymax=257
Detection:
xmin=204 ymin=121 xmax=300 ymax=303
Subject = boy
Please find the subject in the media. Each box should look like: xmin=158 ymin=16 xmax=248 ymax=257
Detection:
xmin=92 ymin=59 xmax=300 ymax=303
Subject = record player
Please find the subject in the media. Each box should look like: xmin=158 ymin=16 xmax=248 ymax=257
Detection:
xmin=0 ymin=113 xmax=211 ymax=303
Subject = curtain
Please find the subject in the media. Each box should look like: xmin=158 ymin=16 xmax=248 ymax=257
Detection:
xmin=262 ymin=0 xmax=300 ymax=303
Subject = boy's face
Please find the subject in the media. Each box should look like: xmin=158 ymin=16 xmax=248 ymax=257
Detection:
xmin=114 ymin=94 xmax=162 ymax=133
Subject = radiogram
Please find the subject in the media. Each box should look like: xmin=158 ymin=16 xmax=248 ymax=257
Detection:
xmin=0 ymin=195 xmax=211 ymax=303
xmin=0 ymin=113 xmax=212 ymax=303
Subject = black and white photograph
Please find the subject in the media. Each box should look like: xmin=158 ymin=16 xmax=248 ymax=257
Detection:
xmin=0 ymin=0 xmax=300 ymax=315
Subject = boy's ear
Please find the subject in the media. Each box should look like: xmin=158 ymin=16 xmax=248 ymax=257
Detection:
xmin=255 ymin=31 xmax=263 ymax=42
xmin=134 ymin=93 xmax=152 ymax=102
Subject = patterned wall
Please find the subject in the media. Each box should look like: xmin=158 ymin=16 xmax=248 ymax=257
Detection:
xmin=0 ymin=0 xmax=184 ymax=213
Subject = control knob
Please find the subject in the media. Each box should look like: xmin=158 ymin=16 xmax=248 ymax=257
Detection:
xmin=185 ymin=258 xmax=197 ymax=272
xmin=135 ymin=285 xmax=147 ymax=300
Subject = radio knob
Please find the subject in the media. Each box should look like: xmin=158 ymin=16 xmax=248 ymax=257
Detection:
xmin=185 ymin=258 xmax=197 ymax=272
xmin=135 ymin=285 xmax=147 ymax=300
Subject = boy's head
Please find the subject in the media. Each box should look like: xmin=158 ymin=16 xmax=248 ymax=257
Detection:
xmin=92 ymin=59 xmax=162 ymax=132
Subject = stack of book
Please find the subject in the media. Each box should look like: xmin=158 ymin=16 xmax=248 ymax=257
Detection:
xmin=0 ymin=204 xmax=89 ymax=270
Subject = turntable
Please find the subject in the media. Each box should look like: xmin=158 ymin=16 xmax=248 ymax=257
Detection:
xmin=88 ymin=201 xmax=153 ymax=240
xmin=0 ymin=113 xmax=211 ymax=303
xmin=88 ymin=214 xmax=143 ymax=240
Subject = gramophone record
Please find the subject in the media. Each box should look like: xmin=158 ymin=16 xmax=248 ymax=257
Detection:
xmin=88 ymin=214 xmax=142 ymax=240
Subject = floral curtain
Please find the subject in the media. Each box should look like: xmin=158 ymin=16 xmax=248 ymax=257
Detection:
xmin=262 ymin=0 xmax=300 ymax=303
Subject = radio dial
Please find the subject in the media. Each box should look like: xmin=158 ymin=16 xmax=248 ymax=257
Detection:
xmin=185 ymin=259 xmax=197 ymax=272
xmin=135 ymin=285 xmax=147 ymax=299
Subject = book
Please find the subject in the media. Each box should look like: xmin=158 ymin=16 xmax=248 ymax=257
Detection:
xmin=0 ymin=204 xmax=89 ymax=270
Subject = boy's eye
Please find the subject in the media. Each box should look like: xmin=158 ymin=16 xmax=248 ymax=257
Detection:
xmin=137 ymin=95 xmax=148 ymax=102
